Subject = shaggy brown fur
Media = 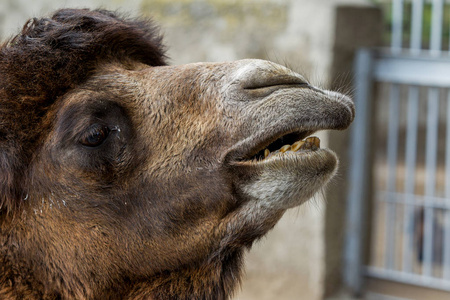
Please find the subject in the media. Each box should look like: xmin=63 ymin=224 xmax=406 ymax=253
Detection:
xmin=0 ymin=9 xmax=165 ymax=213
xmin=0 ymin=9 xmax=354 ymax=300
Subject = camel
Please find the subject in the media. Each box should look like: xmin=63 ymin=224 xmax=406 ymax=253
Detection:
xmin=0 ymin=8 xmax=354 ymax=300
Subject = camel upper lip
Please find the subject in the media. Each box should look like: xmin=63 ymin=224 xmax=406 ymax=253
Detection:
xmin=223 ymin=103 xmax=354 ymax=166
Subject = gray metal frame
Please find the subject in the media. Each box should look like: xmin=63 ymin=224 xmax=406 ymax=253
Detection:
xmin=345 ymin=49 xmax=375 ymax=294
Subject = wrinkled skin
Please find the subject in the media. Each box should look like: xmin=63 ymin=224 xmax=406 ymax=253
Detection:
xmin=0 ymin=10 xmax=354 ymax=300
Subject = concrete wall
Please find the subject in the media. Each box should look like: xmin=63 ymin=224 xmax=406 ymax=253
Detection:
xmin=0 ymin=1 xmax=381 ymax=299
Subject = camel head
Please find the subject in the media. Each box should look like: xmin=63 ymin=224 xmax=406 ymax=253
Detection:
xmin=0 ymin=9 xmax=354 ymax=300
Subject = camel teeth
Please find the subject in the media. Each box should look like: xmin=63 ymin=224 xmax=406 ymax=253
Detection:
xmin=291 ymin=141 xmax=305 ymax=152
xmin=260 ymin=136 xmax=321 ymax=161
xmin=305 ymin=136 xmax=320 ymax=149
xmin=280 ymin=145 xmax=291 ymax=153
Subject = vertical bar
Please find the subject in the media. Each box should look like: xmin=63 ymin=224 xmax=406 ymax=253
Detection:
xmin=410 ymin=0 xmax=424 ymax=53
xmin=423 ymin=88 xmax=440 ymax=277
xmin=406 ymin=0 xmax=423 ymax=273
xmin=345 ymin=49 xmax=374 ymax=294
xmin=448 ymin=3 xmax=450 ymax=54
xmin=444 ymin=90 xmax=450 ymax=280
xmin=391 ymin=0 xmax=404 ymax=53
xmin=385 ymin=84 xmax=400 ymax=270
xmin=430 ymin=0 xmax=444 ymax=54
xmin=402 ymin=86 xmax=419 ymax=273
xmin=445 ymin=210 xmax=450 ymax=279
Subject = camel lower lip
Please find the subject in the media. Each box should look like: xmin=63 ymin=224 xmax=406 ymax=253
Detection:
xmin=233 ymin=147 xmax=337 ymax=169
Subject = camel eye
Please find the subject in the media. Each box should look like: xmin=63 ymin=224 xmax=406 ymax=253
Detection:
xmin=80 ymin=124 xmax=111 ymax=147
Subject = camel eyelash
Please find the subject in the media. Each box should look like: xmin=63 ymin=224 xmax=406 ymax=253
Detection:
xmin=79 ymin=124 xmax=121 ymax=147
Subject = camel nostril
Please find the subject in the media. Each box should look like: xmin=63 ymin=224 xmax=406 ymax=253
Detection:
xmin=231 ymin=59 xmax=308 ymax=92
xmin=241 ymin=73 xmax=309 ymax=98
xmin=240 ymin=70 xmax=308 ymax=91
xmin=241 ymin=81 xmax=309 ymax=98
xmin=243 ymin=80 xmax=308 ymax=90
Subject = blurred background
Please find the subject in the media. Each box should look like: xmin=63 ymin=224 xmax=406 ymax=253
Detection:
xmin=1 ymin=0 xmax=449 ymax=299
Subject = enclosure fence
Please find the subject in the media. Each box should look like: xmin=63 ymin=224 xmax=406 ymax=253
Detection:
xmin=345 ymin=0 xmax=450 ymax=296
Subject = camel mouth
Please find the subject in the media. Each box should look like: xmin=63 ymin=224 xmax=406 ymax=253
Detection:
xmin=231 ymin=129 xmax=334 ymax=167
xmin=227 ymin=128 xmax=339 ymax=211
xmin=244 ymin=131 xmax=318 ymax=162
xmin=224 ymin=128 xmax=330 ymax=166
xmin=222 ymin=88 xmax=354 ymax=170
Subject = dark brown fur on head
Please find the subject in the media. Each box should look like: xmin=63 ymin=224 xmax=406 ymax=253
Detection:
xmin=0 ymin=8 xmax=354 ymax=300
xmin=0 ymin=9 xmax=166 ymax=213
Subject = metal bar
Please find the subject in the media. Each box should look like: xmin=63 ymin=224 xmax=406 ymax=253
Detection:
xmin=423 ymin=87 xmax=440 ymax=276
xmin=391 ymin=0 xmax=404 ymax=52
xmin=378 ymin=191 xmax=450 ymax=210
xmin=385 ymin=84 xmax=400 ymax=270
xmin=430 ymin=0 xmax=444 ymax=54
xmin=366 ymin=266 xmax=450 ymax=292
xmin=444 ymin=90 xmax=450 ymax=280
xmin=402 ymin=86 xmax=419 ymax=273
xmin=344 ymin=49 xmax=374 ymax=294
xmin=373 ymin=53 xmax=450 ymax=87
xmin=410 ymin=0 xmax=424 ymax=53
xmin=445 ymin=204 xmax=450 ymax=280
